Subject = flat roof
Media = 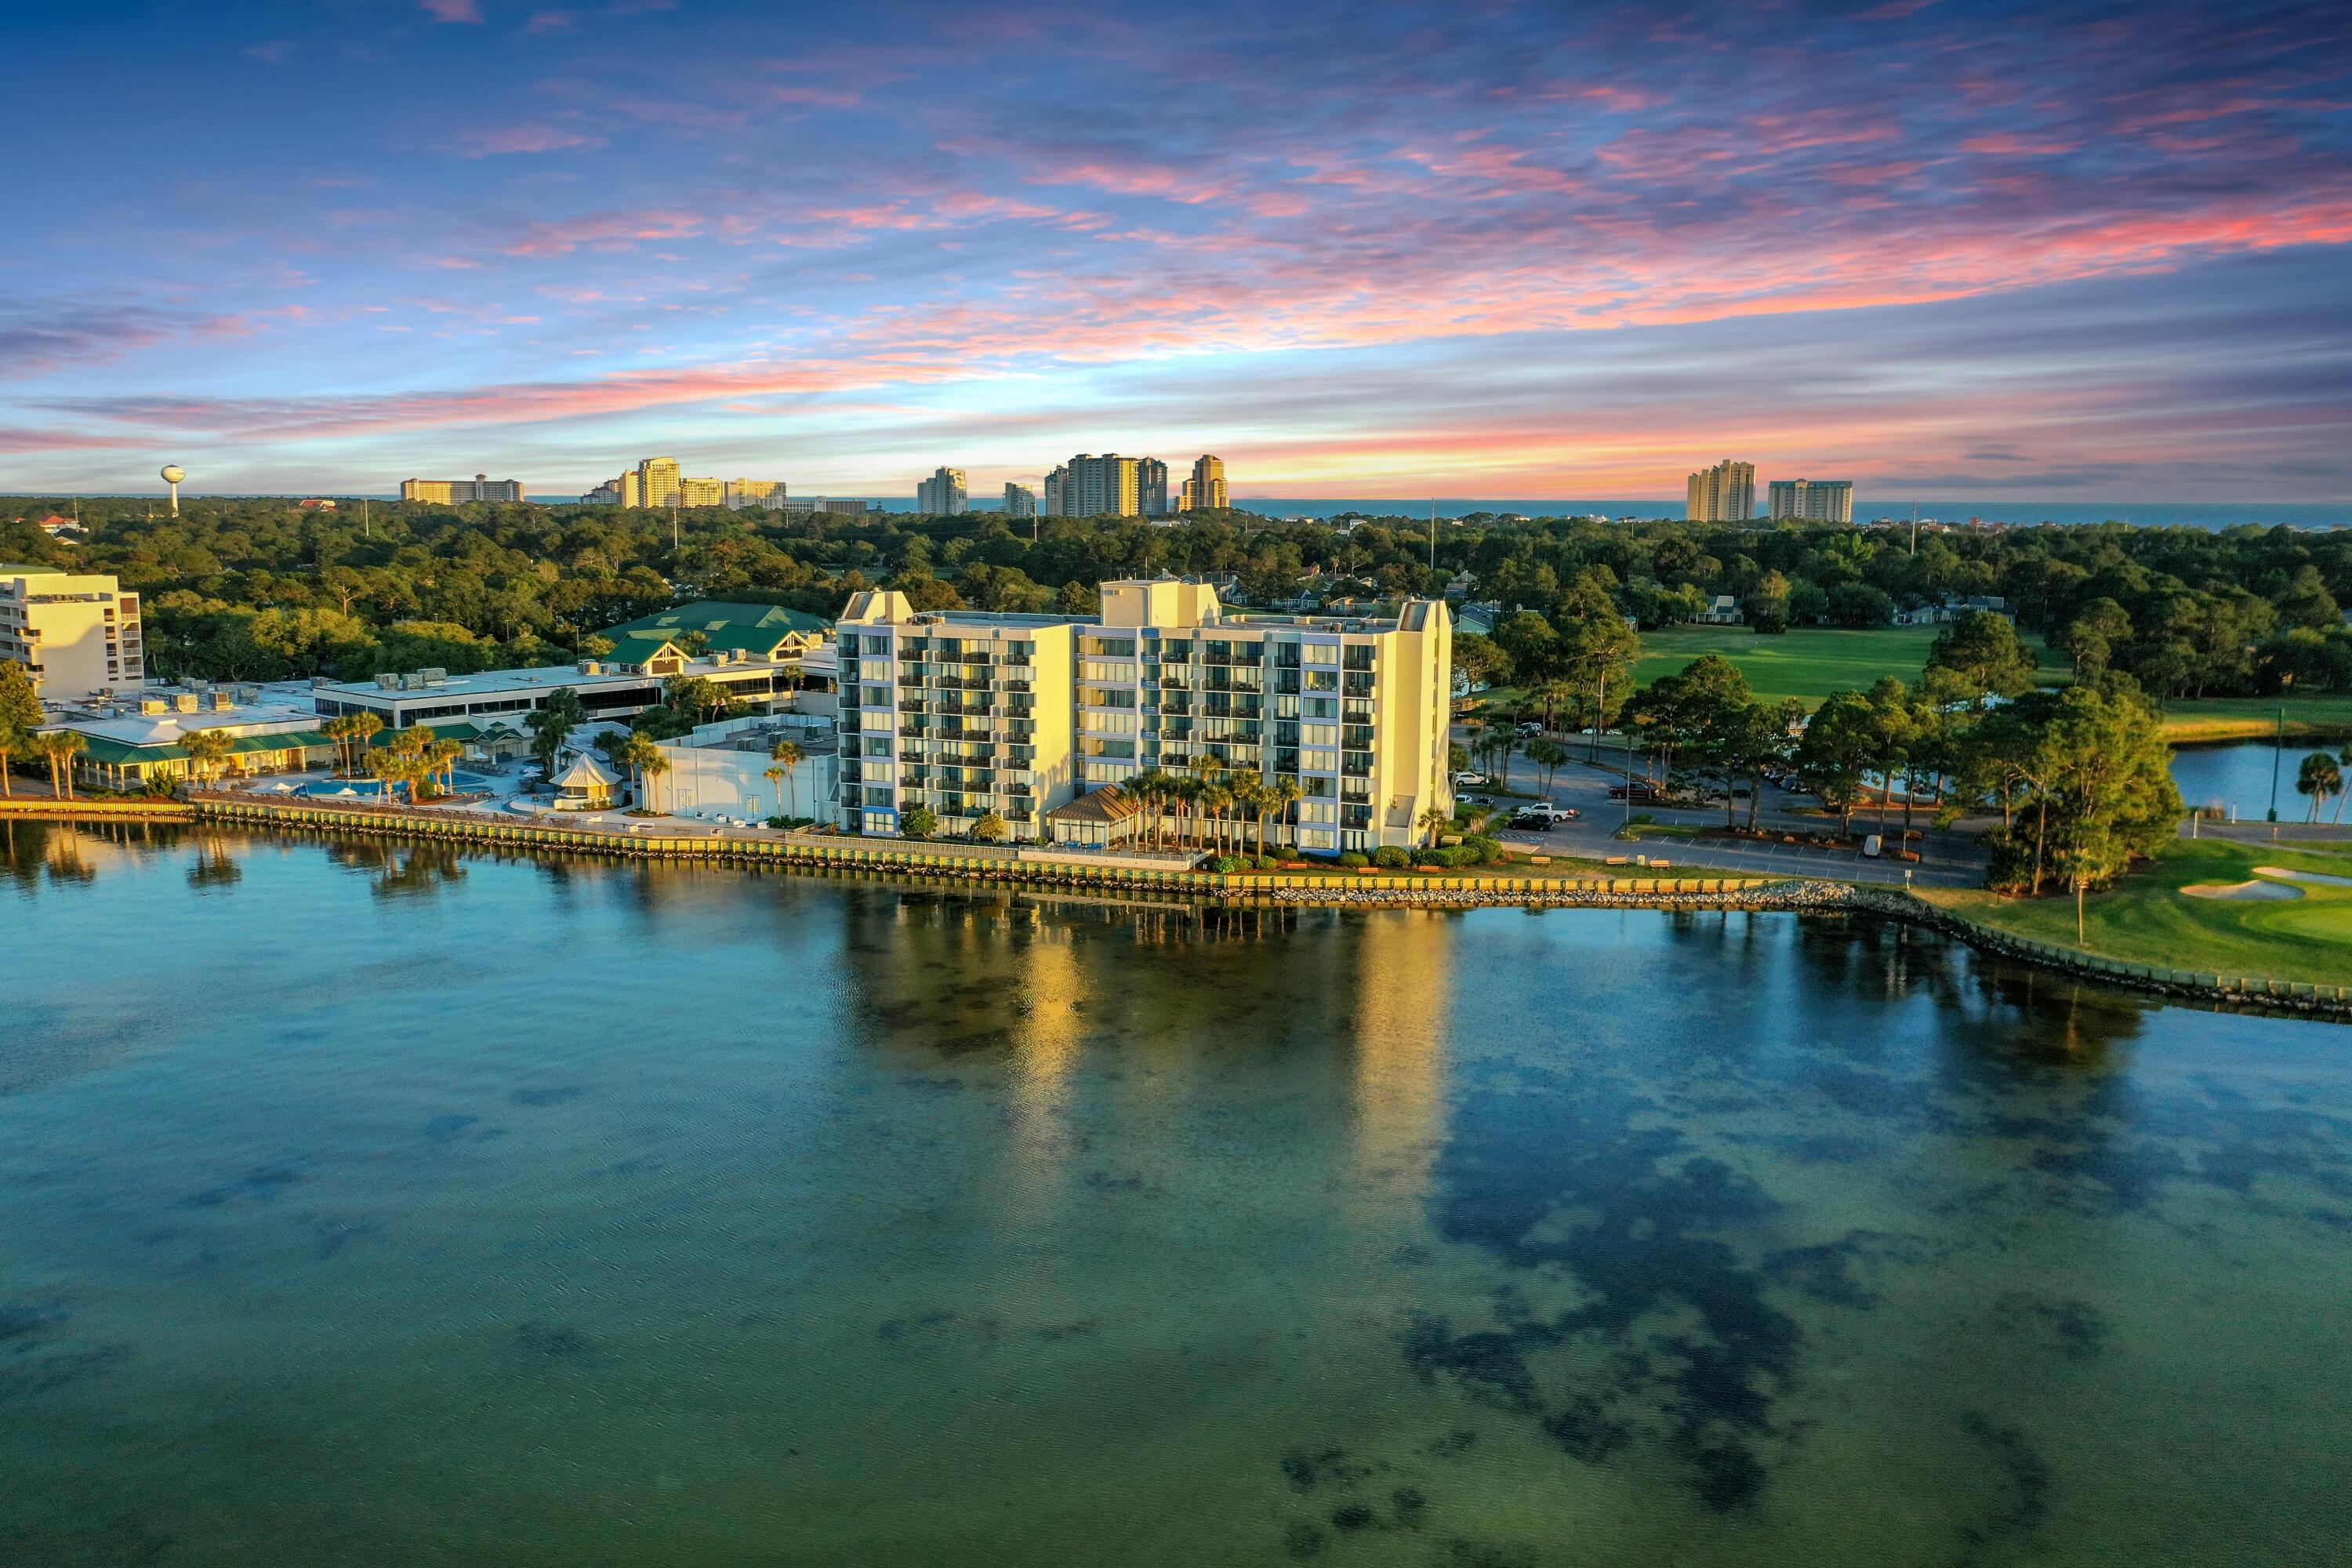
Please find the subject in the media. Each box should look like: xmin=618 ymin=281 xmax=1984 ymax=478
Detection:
xmin=315 ymin=653 xmax=797 ymax=703
xmin=46 ymin=702 xmax=325 ymax=748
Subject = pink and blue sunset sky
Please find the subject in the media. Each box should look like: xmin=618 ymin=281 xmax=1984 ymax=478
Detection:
xmin=7 ymin=0 xmax=2350 ymax=501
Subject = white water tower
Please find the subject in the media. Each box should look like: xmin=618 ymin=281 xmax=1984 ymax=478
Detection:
xmin=161 ymin=464 xmax=187 ymax=517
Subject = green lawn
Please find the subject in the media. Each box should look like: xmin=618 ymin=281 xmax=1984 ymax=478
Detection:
xmin=1922 ymin=837 xmax=2352 ymax=987
xmin=1631 ymin=624 xmax=2059 ymax=706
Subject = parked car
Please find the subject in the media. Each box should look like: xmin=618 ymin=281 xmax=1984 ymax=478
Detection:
xmin=1516 ymin=721 xmax=1544 ymax=736
xmin=1510 ymin=811 xmax=1555 ymax=831
xmin=1452 ymin=771 xmax=1488 ymax=787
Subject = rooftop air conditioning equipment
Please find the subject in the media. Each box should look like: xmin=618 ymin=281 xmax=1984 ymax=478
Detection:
xmin=141 ymin=698 xmax=168 ymax=715
xmin=174 ymin=693 xmax=199 ymax=713
xmin=421 ymin=667 xmax=448 ymax=684
xmin=376 ymin=674 xmax=400 ymax=690
xmin=212 ymin=691 xmax=234 ymax=710
xmin=579 ymin=660 xmax=601 ymax=675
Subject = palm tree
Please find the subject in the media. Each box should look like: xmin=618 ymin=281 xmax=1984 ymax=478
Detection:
xmin=769 ymin=738 xmax=804 ymax=818
xmin=2338 ymin=745 xmax=2352 ymax=824
xmin=1417 ymin=803 xmax=1453 ymax=847
xmin=763 ymin=765 xmax=786 ymax=818
xmin=1526 ymin=738 xmax=1569 ymax=797
xmin=2297 ymin=752 xmax=2341 ymax=823
xmin=1191 ymin=780 xmax=1228 ymax=852
xmin=180 ymin=728 xmax=234 ymax=790
xmin=620 ymin=731 xmax=668 ymax=810
xmin=336 ymin=712 xmax=383 ymax=777
xmin=321 ymin=714 xmax=351 ymax=775
xmin=40 ymin=731 xmax=87 ymax=799
xmin=1236 ymin=778 xmax=1272 ymax=855
xmin=427 ymin=738 xmax=466 ymax=798
xmin=1170 ymin=775 xmax=1200 ymax=848
xmin=1127 ymin=770 xmax=1163 ymax=848
xmin=1487 ymin=731 xmax=1519 ymax=788
xmin=1269 ymin=775 xmax=1305 ymax=855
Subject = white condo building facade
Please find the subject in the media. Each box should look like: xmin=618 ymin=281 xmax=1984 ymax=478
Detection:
xmin=0 ymin=565 xmax=143 ymax=700
xmin=833 ymin=578 xmax=1453 ymax=852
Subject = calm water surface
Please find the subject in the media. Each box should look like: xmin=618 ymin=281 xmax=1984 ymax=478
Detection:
xmin=4 ymin=822 xmax=2350 ymax=1566
xmin=2172 ymin=740 xmax=2352 ymax=822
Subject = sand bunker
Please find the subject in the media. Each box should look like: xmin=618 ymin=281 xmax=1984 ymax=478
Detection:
xmin=2254 ymin=866 xmax=2352 ymax=887
xmin=2183 ymin=880 xmax=2303 ymax=901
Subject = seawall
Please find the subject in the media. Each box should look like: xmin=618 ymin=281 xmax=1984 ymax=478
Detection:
xmin=12 ymin=793 xmax=2343 ymax=1021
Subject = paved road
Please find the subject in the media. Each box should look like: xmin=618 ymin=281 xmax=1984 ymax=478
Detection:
xmin=1456 ymin=727 xmax=1989 ymax=888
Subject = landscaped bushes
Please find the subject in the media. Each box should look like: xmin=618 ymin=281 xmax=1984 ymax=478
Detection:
xmin=1371 ymin=845 xmax=1411 ymax=868
xmin=1338 ymin=851 xmax=1369 ymax=868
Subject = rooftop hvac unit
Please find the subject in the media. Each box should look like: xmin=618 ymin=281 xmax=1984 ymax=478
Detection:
xmin=140 ymin=698 xmax=168 ymax=715
xmin=174 ymin=693 xmax=199 ymax=713
xmin=211 ymin=691 xmax=234 ymax=710
xmin=376 ymin=673 xmax=400 ymax=690
xmin=578 ymin=660 xmax=601 ymax=675
xmin=420 ymin=667 xmax=448 ymax=684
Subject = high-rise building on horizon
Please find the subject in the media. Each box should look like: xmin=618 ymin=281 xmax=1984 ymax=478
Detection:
xmin=1046 ymin=454 xmax=1143 ymax=518
xmin=724 ymin=479 xmax=788 ymax=511
xmin=1004 ymin=482 xmax=1038 ymax=519
xmin=400 ymin=474 xmax=525 ymax=504
xmin=1686 ymin=460 xmax=1757 ymax=523
xmin=916 ymin=466 xmax=969 ymax=517
xmin=1136 ymin=457 xmax=1169 ymax=518
xmin=1766 ymin=478 xmax=1855 ymax=524
xmin=1179 ymin=454 xmax=1229 ymax=513
xmin=581 ymin=457 xmax=779 ymax=509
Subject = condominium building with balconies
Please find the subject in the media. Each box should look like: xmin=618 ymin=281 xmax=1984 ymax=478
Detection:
xmin=832 ymin=578 xmax=1452 ymax=852
xmin=0 ymin=565 xmax=143 ymax=701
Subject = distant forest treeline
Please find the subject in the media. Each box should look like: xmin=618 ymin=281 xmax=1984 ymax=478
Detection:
xmin=5 ymin=496 xmax=2350 ymax=696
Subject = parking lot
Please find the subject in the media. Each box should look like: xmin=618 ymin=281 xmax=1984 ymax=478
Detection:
xmin=1453 ymin=726 xmax=1991 ymax=889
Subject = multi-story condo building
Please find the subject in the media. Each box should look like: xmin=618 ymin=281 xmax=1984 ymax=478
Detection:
xmin=1179 ymin=454 xmax=1229 ymax=512
xmin=579 ymin=457 xmax=781 ymax=509
xmin=1766 ymin=478 xmax=1855 ymax=524
xmin=724 ymin=479 xmax=787 ymax=510
xmin=916 ymin=466 xmax=969 ymax=517
xmin=832 ymin=578 xmax=1452 ymax=852
xmin=1686 ymin=459 xmax=1756 ymax=523
xmin=401 ymin=475 xmax=525 ymax=504
xmin=0 ymin=565 xmax=143 ymax=700
xmin=1135 ymin=457 xmax=1169 ymax=517
xmin=1044 ymin=453 xmax=1144 ymax=517
xmin=1004 ymin=482 xmax=1039 ymax=519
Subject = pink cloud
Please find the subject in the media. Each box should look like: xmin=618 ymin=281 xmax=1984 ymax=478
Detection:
xmin=502 ymin=209 xmax=704 ymax=256
xmin=420 ymin=0 xmax=483 ymax=23
xmin=456 ymin=124 xmax=608 ymax=157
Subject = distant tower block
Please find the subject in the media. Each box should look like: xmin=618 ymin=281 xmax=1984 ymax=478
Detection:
xmin=161 ymin=464 xmax=187 ymax=517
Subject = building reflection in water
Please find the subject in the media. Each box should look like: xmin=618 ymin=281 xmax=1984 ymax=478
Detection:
xmin=1342 ymin=909 xmax=1455 ymax=1207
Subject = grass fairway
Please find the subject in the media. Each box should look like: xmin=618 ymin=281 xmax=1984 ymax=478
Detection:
xmin=1921 ymin=837 xmax=2352 ymax=987
xmin=2158 ymin=695 xmax=2352 ymax=744
xmin=1632 ymin=624 xmax=2059 ymax=706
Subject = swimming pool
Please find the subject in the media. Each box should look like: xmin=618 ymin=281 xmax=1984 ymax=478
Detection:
xmin=296 ymin=771 xmax=495 ymax=799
